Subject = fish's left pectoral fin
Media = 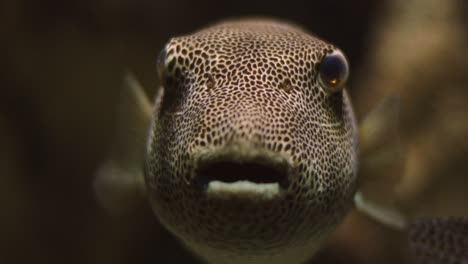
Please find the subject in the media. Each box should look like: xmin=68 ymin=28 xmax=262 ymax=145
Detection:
xmin=94 ymin=73 xmax=153 ymax=214
xmin=408 ymin=217 xmax=468 ymax=263
xmin=353 ymin=191 xmax=408 ymax=230
xmin=94 ymin=160 xmax=146 ymax=214
xmin=117 ymin=72 xmax=153 ymax=120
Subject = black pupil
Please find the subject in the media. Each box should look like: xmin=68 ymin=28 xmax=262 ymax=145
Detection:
xmin=320 ymin=54 xmax=346 ymax=86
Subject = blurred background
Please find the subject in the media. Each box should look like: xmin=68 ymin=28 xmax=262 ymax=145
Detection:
xmin=1 ymin=0 xmax=467 ymax=263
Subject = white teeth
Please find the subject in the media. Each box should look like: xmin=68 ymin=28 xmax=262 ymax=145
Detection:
xmin=206 ymin=180 xmax=281 ymax=199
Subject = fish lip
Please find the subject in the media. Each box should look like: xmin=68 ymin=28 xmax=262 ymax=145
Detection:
xmin=193 ymin=154 xmax=291 ymax=192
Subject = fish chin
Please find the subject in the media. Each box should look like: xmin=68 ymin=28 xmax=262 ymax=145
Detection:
xmin=146 ymin=142 xmax=356 ymax=258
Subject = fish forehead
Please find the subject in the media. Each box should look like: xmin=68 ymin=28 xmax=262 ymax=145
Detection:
xmin=172 ymin=19 xmax=328 ymax=49
xmin=160 ymin=19 xmax=343 ymax=132
xmin=164 ymin=19 xmax=334 ymax=84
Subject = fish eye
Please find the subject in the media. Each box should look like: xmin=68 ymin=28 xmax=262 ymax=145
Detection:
xmin=157 ymin=48 xmax=167 ymax=82
xmin=318 ymin=49 xmax=349 ymax=93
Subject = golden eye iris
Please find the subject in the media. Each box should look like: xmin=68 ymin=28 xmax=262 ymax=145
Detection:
xmin=318 ymin=49 xmax=349 ymax=93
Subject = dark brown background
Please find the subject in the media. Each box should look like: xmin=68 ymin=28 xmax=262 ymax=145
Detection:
xmin=1 ymin=0 xmax=467 ymax=263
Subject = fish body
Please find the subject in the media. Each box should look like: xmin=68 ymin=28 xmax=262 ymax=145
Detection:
xmin=95 ymin=18 xmax=466 ymax=264
xmin=145 ymin=19 xmax=357 ymax=263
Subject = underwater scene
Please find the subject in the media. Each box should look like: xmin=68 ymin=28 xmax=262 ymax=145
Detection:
xmin=1 ymin=0 xmax=467 ymax=263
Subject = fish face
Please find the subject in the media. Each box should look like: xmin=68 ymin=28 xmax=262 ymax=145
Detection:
xmin=145 ymin=20 xmax=358 ymax=259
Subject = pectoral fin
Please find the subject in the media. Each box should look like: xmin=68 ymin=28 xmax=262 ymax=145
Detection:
xmin=354 ymin=96 xmax=407 ymax=229
xmin=359 ymin=96 xmax=402 ymax=177
xmin=353 ymin=191 xmax=408 ymax=229
xmin=94 ymin=73 xmax=152 ymax=214
xmin=355 ymin=97 xmax=468 ymax=263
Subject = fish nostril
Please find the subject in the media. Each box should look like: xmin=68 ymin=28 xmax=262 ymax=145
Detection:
xmin=196 ymin=158 xmax=290 ymax=189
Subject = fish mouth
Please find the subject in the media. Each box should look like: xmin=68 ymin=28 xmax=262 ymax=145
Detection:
xmin=195 ymin=155 xmax=290 ymax=199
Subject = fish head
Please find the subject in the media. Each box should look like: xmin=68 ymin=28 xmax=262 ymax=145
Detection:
xmin=145 ymin=20 xmax=358 ymax=258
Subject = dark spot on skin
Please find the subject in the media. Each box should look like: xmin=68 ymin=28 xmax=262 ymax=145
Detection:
xmin=280 ymin=78 xmax=293 ymax=92
xmin=206 ymin=74 xmax=215 ymax=90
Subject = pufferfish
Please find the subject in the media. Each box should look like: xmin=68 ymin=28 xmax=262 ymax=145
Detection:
xmin=94 ymin=19 xmax=468 ymax=264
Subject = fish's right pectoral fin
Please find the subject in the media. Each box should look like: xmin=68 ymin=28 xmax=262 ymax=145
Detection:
xmin=353 ymin=191 xmax=408 ymax=230
xmin=94 ymin=73 xmax=153 ymax=214
xmin=359 ymin=96 xmax=403 ymax=177
xmin=356 ymin=96 xmax=407 ymax=226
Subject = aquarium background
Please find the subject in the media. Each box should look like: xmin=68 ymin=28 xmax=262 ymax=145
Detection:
xmin=1 ymin=0 xmax=467 ymax=263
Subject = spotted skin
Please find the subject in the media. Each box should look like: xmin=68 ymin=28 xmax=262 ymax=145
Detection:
xmin=145 ymin=19 xmax=358 ymax=263
xmin=409 ymin=218 xmax=468 ymax=264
